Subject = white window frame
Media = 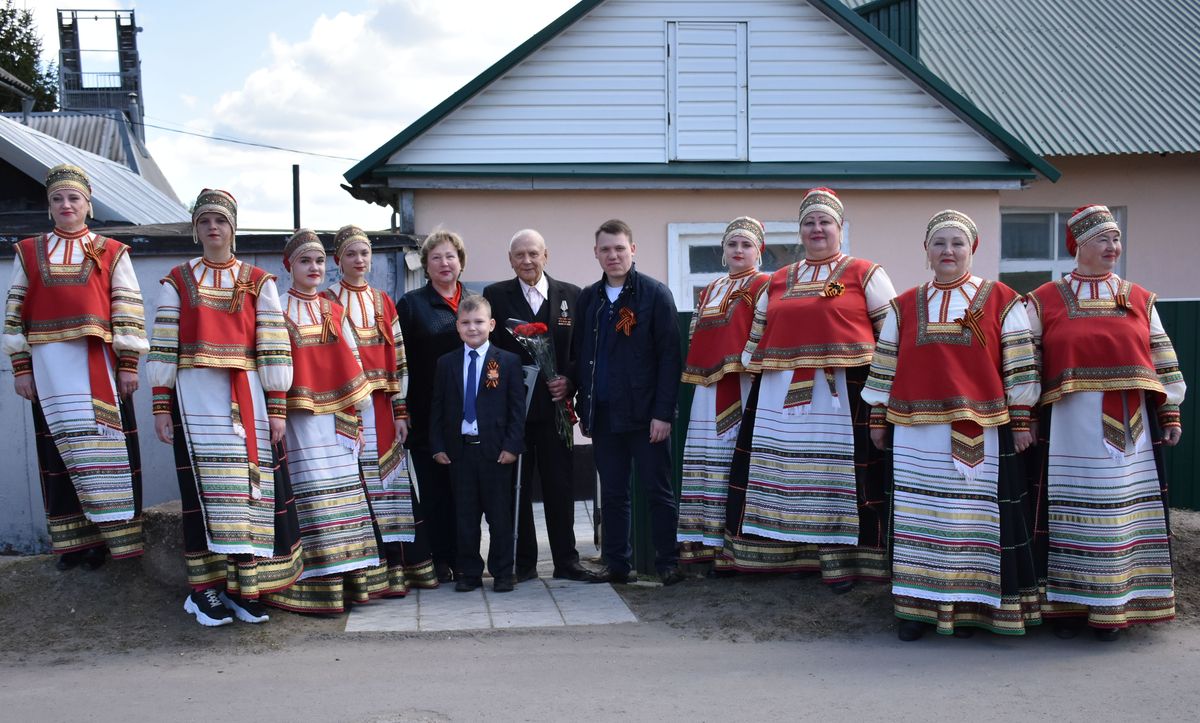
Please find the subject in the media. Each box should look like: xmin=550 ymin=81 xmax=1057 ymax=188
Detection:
xmin=667 ymin=220 xmax=852 ymax=310
xmin=666 ymin=20 xmax=748 ymax=161
xmin=999 ymin=207 xmax=1126 ymax=290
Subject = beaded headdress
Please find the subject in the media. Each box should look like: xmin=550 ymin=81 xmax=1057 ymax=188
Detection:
xmin=283 ymin=228 xmax=325 ymax=271
xmin=925 ymin=209 xmax=979 ymax=253
xmin=798 ymin=187 xmax=844 ymax=227
xmin=1066 ymin=205 xmax=1119 ymax=256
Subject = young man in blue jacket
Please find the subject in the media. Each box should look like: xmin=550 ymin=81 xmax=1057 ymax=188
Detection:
xmin=573 ymin=219 xmax=684 ymax=586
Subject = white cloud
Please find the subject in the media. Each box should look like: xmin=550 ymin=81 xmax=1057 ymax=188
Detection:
xmin=148 ymin=0 xmax=577 ymax=230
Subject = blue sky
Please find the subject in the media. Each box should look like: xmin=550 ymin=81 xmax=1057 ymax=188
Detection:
xmin=23 ymin=0 xmax=578 ymax=229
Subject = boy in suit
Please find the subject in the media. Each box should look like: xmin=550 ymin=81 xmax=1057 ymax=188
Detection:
xmin=430 ymin=295 xmax=526 ymax=592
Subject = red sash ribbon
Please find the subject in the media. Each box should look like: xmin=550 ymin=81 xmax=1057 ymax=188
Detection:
xmin=229 ymin=370 xmax=262 ymax=500
xmin=87 ymin=336 xmax=123 ymax=435
xmin=1102 ymin=389 xmax=1144 ymax=458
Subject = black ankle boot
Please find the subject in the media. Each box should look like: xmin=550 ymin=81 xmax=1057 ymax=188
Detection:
xmin=55 ymin=551 xmax=83 ymax=571
xmin=1093 ymin=627 xmax=1121 ymax=642
xmin=81 ymin=547 xmax=107 ymax=570
xmin=897 ymin=620 xmax=925 ymax=641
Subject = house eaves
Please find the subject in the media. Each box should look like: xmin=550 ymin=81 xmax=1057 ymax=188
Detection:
xmin=346 ymin=0 xmax=1058 ymax=189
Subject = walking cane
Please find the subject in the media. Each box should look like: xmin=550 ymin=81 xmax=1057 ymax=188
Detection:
xmin=514 ymin=365 xmax=541 ymax=572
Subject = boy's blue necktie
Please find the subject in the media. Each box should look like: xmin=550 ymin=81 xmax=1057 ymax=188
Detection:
xmin=464 ymin=349 xmax=478 ymax=424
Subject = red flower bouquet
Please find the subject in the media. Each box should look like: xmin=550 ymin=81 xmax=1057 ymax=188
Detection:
xmin=506 ymin=318 xmax=576 ymax=448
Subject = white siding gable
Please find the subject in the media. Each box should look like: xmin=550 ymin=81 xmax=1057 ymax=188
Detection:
xmin=388 ymin=0 xmax=1008 ymax=166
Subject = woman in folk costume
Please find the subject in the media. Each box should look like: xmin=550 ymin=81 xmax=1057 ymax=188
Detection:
xmin=1027 ymin=205 xmax=1184 ymax=642
xmin=149 ymin=189 xmax=303 ymax=628
xmin=322 ymin=224 xmax=437 ymax=593
xmin=733 ymin=189 xmax=896 ymax=585
xmin=4 ymin=163 xmax=147 ymax=571
xmin=863 ymin=210 xmax=1041 ymax=641
xmin=676 ymin=217 xmax=769 ymax=569
xmin=262 ymin=229 xmax=386 ymax=615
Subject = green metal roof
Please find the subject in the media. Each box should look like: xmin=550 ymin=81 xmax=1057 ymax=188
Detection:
xmin=346 ymin=0 xmax=1058 ymax=187
xmin=846 ymin=0 xmax=1200 ymax=156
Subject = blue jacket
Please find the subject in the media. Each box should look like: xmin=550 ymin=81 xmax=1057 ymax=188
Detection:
xmin=572 ymin=265 xmax=681 ymax=435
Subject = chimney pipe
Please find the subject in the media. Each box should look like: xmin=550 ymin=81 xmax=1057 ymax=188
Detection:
xmin=127 ymin=92 xmax=144 ymax=143
xmin=21 ymin=97 xmax=34 ymax=125
xmin=292 ymin=164 xmax=301 ymax=230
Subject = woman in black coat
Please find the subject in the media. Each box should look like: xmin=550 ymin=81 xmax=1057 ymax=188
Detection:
xmin=396 ymin=229 xmax=471 ymax=583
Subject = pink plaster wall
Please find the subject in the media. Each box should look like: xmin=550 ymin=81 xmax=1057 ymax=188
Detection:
xmin=414 ymin=188 xmax=1002 ymax=294
xmin=1000 ymin=154 xmax=1200 ymax=299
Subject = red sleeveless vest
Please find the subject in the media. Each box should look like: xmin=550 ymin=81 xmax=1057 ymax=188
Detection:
xmin=887 ymin=280 xmax=1019 ymax=427
xmin=683 ymin=271 xmax=768 ymax=385
xmin=752 ymin=256 xmax=880 ymax=370
xmin=322 ymin=286 xmax=400 ymax=396
xmin=18 ymin=234 xmax=123 ymax=345
xmin=1029 ymin=277 xmax=1161 ymax=405
xmin=167 ymin=261 xmax=270 ymax=370
xmin=286 ymin=297 xmax=371 ymax=414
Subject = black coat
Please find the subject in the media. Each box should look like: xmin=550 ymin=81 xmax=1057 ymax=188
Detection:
xmin=572 ymin=265 xmax=681 ymax=435
xmin=482 ymin=273 xmax=580 ymax=424
xmin=429 ymin=345 xmax=527 ymax=462
xmin=396 ymin=282 xmax=466 ymax=450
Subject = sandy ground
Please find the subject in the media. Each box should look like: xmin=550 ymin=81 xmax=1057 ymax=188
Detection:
xmin=1 ymin=509 xmax=1197 ymax=663
xmin=1 ymin=511 xmax=1198 ymax=721
xmin=624 ymin=506 xmax=1200 ymax=641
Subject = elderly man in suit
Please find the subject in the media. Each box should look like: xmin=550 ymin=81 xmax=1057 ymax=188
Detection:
xmin=573 ymin=219 xmax=684 ymax=586
xmin=483 ymin=229 xmax=599 ymax=582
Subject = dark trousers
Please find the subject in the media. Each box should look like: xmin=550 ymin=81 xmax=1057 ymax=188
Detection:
xmin=514 ymin=418 xmax=581 ymax=572
xmin=451 ymin=443 xmax=515 ymax=580
xmin=591 ymin=405 xmax=679 ymax=575
xmin=410 ymin=448 xmax=456 ymax=569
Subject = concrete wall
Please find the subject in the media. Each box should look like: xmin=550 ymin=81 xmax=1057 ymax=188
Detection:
xmin=1000 ymin=153 xmax=1200 ymax=300
xmin=0 ymin=243 xmax=408 ymax=552
xmin=415 ymin=187 xmax=1003 ymax=295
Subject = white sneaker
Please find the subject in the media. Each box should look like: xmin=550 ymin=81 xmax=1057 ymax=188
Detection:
xmin=183 ymin=588 xmax=234 ymax=627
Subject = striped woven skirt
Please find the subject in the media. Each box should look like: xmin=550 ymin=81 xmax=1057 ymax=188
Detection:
xmin=171 ymin=371 xmax=303 ymax=597
xmin=1036 ymin=392 xmax=1174 ymax=628
xmin=176 ymin=367 xmax=282 ymax=557
xmin=677 ymin=375 xmax=753 ymax=554
xmin=743 ymin=368 xmax=860 ymax=544
xmin=731 ymin=367 xmax=889 ymax=583
xmin=361 ymin=393 xmax=415 ymax=543
xmin=260 ymin=410 xmax=389 ymax=614
xmin=31 ymin=340 xmax=142 ymax=557
xmin=359 ymin=390 xmax=436 ymax=594
xmin=711 ymin=376 xmax=817 ymax=573
xmin=891 ymin=422 xmax=1041 ymax=635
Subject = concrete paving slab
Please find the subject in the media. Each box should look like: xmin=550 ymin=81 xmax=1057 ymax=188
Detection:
xmin=345 ymin=501 xmax=635 ymax=633
xmin=490 ymin=611 xmax=566 ymax=629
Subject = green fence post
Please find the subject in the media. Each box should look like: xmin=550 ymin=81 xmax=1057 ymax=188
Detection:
xmin=1158 ymin=300 xmax=1199 ymax=509
xmin=630 ymin=312 xmax=694 ymax=575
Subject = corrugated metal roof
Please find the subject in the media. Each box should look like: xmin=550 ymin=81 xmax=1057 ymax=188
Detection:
xmin=0 ymin=66 xmax=34 ymax=95
xmin=0 ymin=111 xmax=182 ymax=202
xmin=0 ymin=115 xmax=189 ymax=225
xmin=845 ymin=0 xmax=1200 ymax=156
xmin=13 ymin=111 xmax=130 ymax=165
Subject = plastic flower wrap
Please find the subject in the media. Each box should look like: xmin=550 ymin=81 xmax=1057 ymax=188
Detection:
xmin=506 ymin=318 xmax=575 ymax=449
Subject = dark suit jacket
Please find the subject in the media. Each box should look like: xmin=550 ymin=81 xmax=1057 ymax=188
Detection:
xmin=429 ymin=344 xmax=527 ymax=463
xmin=483 ymin=273 xmax=580 ymax=424
xmin=572 ymin=264 xmax=681 ymax=436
